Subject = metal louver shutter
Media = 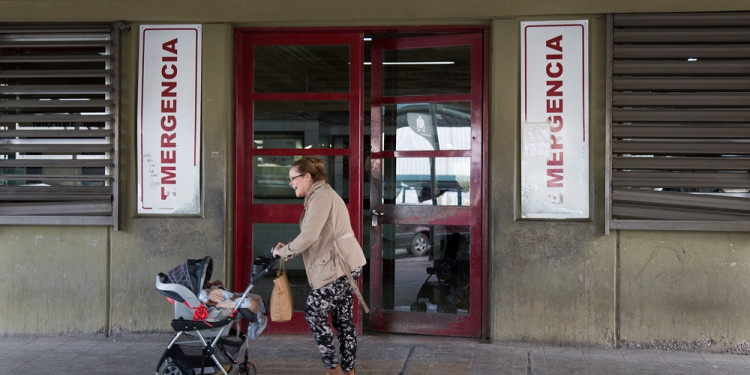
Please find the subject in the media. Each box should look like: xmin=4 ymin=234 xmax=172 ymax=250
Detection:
xmin=608 ymin=12 xmax=750 ymax=232
xmin=0 ymin=23 xmax=119 ymax=226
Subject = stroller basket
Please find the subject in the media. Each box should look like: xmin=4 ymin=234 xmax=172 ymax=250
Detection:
xmin=163 ymin=335 xmax=245 ymax=375
xmin=155 ymin=256 xmax=279 ymax=375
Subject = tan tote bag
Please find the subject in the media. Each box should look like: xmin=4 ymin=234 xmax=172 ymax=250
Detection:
xmin=269 ymin=259 xmax=293 ymax=322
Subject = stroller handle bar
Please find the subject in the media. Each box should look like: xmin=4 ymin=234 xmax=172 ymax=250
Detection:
xmin=230 ymin=256 xmax=280 ymax=313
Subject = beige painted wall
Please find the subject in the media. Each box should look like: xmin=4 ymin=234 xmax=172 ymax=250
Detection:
xmin=1 ymin=0 xmax=750 ymax=351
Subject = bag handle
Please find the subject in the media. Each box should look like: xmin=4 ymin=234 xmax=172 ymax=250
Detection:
xmin=277 ymin=258 xmax=286 ymax=277
xmin=333 ymin=244 xmax=370 ymax=314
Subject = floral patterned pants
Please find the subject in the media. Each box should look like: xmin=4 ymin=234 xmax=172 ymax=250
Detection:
xmin=304 ymin=268 xmax=361 ymax=372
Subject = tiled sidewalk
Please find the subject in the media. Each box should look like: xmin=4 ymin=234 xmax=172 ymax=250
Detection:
xmin=1 ymin=333 xmax=749 ymax=374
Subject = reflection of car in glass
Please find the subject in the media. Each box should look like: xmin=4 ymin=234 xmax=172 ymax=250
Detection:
xmin=395 ymin=225 xmax=433 ymax=256
xmin=394 ymin=224 xmax=469 ymax=257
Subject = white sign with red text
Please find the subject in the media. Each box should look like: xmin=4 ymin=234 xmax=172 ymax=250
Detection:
xmin=520 ymin=20 xmax=589 ymax=219
xmin=137 ymin=25 xmax=202 ymax=214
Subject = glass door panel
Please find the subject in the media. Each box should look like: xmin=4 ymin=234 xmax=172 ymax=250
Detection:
xmin=370 ymin=33 xmax=483 ymax=337
xmin=253 ymin=154 xmax=350 ymax=203
xmin=253 ymin=44 xmax=351 ymax=93
xmin=254 ymin=100 xmax=351 ymax=149
xmin=381 ymin=223 xmax=471 ymax=314
xmin=382 ymin=102 xmax=472 ymax=151
xmin=384 ymin=156 xmax=471 ymax=206
xmin=382 ymin=45 xmax=472 ymax=96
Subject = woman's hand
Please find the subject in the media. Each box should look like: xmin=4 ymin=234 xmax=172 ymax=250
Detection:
xmin=273 ymin=242 xmax=286 ymax=258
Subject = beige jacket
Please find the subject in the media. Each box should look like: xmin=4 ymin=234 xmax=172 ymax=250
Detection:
xmin=278 ymin=181 xmax=367 ymax=290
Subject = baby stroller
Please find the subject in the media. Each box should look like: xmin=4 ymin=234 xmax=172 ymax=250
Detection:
xmin=410 ymin=232 xmax=470 ymax=314
xmin=154 ymin=255 xmax=279 ymax=375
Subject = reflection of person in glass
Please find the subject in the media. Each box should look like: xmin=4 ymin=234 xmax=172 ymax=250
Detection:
xmin=273 ymin=156 xmax=367 ymax=375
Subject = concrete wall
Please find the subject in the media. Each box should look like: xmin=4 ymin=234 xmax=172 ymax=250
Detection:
xmin=619 ymin=231 xmax=750 ymax=351
xmin=490 ymin=14 xmax=750 ymax=351
xmin=1 ymin=0 xmax=749 ymax=23
xmin=0 ymin=24 xmax=235 ymax=334
xmin=1 ymin=0 xmax=750 ymax=351
xmin=490 ymin=16 xmax=615 ymax=346
xmin=0 ymin=226 xmax=108 ymax=334
xmin=107 ymin=23 xmax=235 ymax=333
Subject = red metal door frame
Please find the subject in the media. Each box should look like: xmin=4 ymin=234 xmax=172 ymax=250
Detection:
xmin=369 ymin=33 xmax=485 ymax=337
xmin=235 ymin=26 xmax=488 ymax=338
xmin=234 ymin=30 xmax=364 ymax=333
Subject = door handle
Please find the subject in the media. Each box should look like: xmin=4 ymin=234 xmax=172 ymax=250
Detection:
xmin=371 ymin=209 xmax=383 ymax=227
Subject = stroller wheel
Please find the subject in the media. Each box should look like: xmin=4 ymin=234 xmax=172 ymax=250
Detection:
xmin=437 ymin=304 xmax=458 ymax=314
xmin=234 ymin=362 xmax=257 ymax=375
xmin=159 ymin=361 xmax=184 ymax=375
xmin=232 ymin=340 xmax=258 ymax=375
xmin=410 ymin=302 xmax=427 ymax=312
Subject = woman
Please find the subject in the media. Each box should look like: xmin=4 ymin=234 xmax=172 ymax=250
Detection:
xmin=273 ymin=156 xmax=367 ymax=375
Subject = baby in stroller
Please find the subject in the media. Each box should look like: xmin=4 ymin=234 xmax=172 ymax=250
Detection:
xmin=155 ymin=256 xmax=275 ymax=375
xmin=199 ymin=279 xmax=262 ymax=322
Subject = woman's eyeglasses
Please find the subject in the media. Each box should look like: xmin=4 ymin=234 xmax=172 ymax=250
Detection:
xmin=289 ymin=173 xmax=306 ymax=182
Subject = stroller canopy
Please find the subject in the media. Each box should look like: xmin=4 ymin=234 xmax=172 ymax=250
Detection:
xmin=166 ymin=256 xmax=213 ymax=295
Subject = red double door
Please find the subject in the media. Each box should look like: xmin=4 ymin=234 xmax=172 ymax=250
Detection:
xmin=235 ymin=28 xmax=486 ymax=337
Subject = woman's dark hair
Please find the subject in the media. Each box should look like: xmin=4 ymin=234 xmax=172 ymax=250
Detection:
xmin=292 ymin=156 xmax=327 ymax=182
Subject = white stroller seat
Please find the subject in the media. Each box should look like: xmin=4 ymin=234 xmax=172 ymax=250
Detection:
xmin=155 ymin=273 xmax=202 ymax=319
xmin=156 ymin=275 xmax=238 ymax=338
xmin=155 ymin=256 xmax=241 ymax=337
